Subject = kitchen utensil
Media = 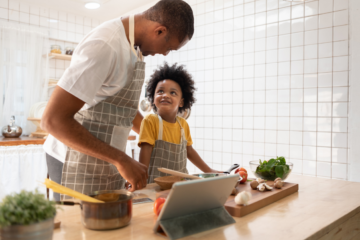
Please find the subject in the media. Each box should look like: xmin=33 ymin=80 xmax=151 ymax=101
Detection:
xmin=249 ymin=160 xmax=293 ymax=181
xmin=43 ymin=179 xmax=104 ymax=203
xmin=157 ymin=168 xmax=202 ymax=179
xmin=177 ymin=108 xmax=191 ymax=120
xmin=191 ymin=164 xmax=240 ymax=178
xmin=2 ymin=116 xmax=22 ymax=138
xmin=81 ymin=190 xmax=133 ymax=230
xmin=154 ymin=176 xmax=184 ymax=190
xmin=140 ymin=99 xmax=152 ymax=112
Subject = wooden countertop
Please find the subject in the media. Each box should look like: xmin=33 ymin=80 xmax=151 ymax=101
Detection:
xmin=0 ymin=136 xmax=46 ymax=146
xmin=53 ymin=175 xmax=360 ymax=240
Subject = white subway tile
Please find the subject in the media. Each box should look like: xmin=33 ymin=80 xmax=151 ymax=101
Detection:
xmin=318 ymin=42 xmax=332 ymax=58
xmin=304 ymin=45 xmax=317 ymax=59
xmin=29 ymin=14 xmax=39 ymax=26
xmin=305 ymin=30 xmax=318 ymax=45
xmin=333 ymin=118 xmax=348 ymax=132
xmin=39 ymin=7 xmax=48 ymax=17
xmin=318 ymin=88 xmax=332 ymax=102
xmin=333 ymin=103 xmax=347 ymax=117
xmin=318 ymin=132 xmax=331 ymax=147
xmin=0 ymin=0 xmax=7 ymax=8
xmin=19 ymin=12 xmax=29 ymax=23
xmin=267 ymin=9 xmax=278 ymax=23
xmin=0 ymin=7 xmax=8 ymax=20
xmin=244 ymin=2 xmax=254 ymax=15
xmin=332 ymin=163 xmax=347 ymax=179
xmin=291 ymin=46 xmax=304 ymax=61
xmin=303 ymin=160 xmax=316 ymax=175
xmin=29 ymin=5 xmax=39 ymax=15
xmin=333 ymin=56 xmax=349 ymax=72
xmin=19 ymin=3 xmax=29 ymax=13
xmin=333 ymin=40 xmax=348 ymax=56
xmin=278 ymin=48 xmax=291 ymax=62
xmin=332 ymin=148 xmax=347 ymax=163
xmin=9 ymin=1 xmax=19 ymax=11
xmin=334 ymin=10 xmax=348 ymax=26
xmin=279 ymin=7 xmax=291 ymax=21
xmin=304 ymin=74 xmax=317 ymax=88
xmin=333 ymin=87 xmax=348 ymax=102
xmin=267 ymin=0 xmax=279 ymax=10
xmin=279 ymin=20 xmax=291 ymax=35
xmin=333 ymin=25 xmax=349 ymax=41
xmin=332 ymin=133 xmax=347 ymax=148
xmin=318 ymin=118 xmax=332 ymax=132
xmin=317 ymin=162 xmax=331 ymax=177
xmin=256 ymin=0 xmax=266 ymax=13
xmin=291 ymin=32 xmax=303 ymax=46
xmin=319 ymin=0 xmax=333 ymax=14
xmin=292 ymin=18 xmax=304 ymax=33
xmin=318 ymin=58 xmax=332 ymax=73
xmin=317 ymin=147 xmax=331 ymax=161
xmin=334 ymin=0 xmax=348 ymax=11
xmin=318 ymin=102 xmax=332 ymax=117
xmin=292 ymin=4 xmax=304 ymax=19
xmin=333 ymin=71 xmax=348 ymax=86
xmin=304 ymin=16 xmax=318 ymax=31
xmin=305 ymin=1 xmax=319 ymax=16
xmin=319 ymin=27 xmax=333 ymax=43
xmin=267 ymin=23 xmax=278 ymax=36
xmin=319 ymin=13 xmax=333 ymax=29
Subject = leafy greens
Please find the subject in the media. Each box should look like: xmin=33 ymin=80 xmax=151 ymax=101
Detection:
xmin=255 ymin=156 xmax=291 ymax=181
xmin=0 ymin=190 xmax=57 ymax=227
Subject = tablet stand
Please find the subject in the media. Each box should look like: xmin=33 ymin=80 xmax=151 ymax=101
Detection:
xmin=156 ymin=206 xmax=235 ymax=240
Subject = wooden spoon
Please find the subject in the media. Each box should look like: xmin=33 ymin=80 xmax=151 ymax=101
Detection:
xmin=157 ymin=168 xmax=202 ymax=179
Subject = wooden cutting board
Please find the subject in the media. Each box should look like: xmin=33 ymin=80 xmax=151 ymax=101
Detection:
xmin=156 ymin=180 xmax=298 ymax=217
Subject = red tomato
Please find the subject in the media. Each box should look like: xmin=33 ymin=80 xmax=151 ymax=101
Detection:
xmin=238 ymin=171 xmax=248 ymax=184
xmin=153 ymin=198 xmax=166 ymax=215
xmin=156 ymin=203 xmax=165 ymax=216
xmin=235 ymin=167 xmax=247 ymax=174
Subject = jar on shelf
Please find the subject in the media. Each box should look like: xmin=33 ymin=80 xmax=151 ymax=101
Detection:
xmin=65 ymin=47 xmax=74 ymax=55
xmin=50 ymin=45 xmax=62 ymax=54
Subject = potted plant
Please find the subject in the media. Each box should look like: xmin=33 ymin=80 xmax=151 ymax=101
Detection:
xmin=0 ymin=190 xmax=56 ymax=240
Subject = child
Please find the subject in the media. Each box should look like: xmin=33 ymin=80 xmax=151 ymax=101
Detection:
xmin=138 ymin=62 xmax=221 ymax=183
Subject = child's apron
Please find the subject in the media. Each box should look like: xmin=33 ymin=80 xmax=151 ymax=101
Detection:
xmin=147 ymin=115 xmax=188 ymax=183
xmin=60 ymin=15 xmax=145 ymax=200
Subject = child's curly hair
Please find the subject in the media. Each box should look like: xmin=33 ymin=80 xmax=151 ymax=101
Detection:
xmin=146 ymin=62 xmax=196 ymax=114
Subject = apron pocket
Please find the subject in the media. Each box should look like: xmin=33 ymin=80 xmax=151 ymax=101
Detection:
xmin=110 ymin=125 xmax=132 ymax=152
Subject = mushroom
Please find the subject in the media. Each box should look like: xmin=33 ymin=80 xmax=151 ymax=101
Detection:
xmin=250 ymin=180 xmax=259 ymax=190
xmin=274 ymin=177 xmax=282 ymax=182
xmin=274 ymin=178 xmax=283 ymax=189
xmin=264 ymin=183 xmax=273 ymax=190
xmin=257 ymin=183 xmax=266 ymax=192
xmin=256 ymin=178 xmax=266 ymax=183
xmin=234 ymin=191 xmax=252 ymax=205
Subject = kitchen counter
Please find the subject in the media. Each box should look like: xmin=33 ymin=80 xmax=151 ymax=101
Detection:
xmin=53 ymin=175 xmax=360 ymax=240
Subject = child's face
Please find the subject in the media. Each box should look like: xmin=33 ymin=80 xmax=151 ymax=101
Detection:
xmin=154 ymin=79 xmax=184 ymax=116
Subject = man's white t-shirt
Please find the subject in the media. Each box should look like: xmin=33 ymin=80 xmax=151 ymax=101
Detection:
xmin=43 ymin=17 xmax=138 ymax=163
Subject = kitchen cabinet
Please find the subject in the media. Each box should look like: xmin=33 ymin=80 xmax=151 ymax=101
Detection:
xmin=53 ymin=175 xmax=360 ymax=240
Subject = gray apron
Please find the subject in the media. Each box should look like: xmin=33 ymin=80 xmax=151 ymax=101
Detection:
xmin=147 ymin=115 xmax=188 ymax=183
xmin=60 ymin=16 xmax=145 ymax=200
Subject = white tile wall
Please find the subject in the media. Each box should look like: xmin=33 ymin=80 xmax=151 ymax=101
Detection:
xmin=143 ymin=0 xmax=349 ymax=179
xmin=0 ymin=0 xmax=102 ymax=95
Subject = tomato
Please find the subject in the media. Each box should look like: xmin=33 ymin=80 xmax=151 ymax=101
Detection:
xmin=156 ymin=203 xmax=165 ymax=216
xmin=235 ymin=167 xmax=247 ymax=174
xmin=153 ymin=198 xmax=166 ymax=215
xmin=238 ymin=171 xmax=248 ymax=184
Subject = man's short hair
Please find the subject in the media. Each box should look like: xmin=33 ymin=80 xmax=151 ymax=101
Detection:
xmin=144 ymin=0 xmax=194 ymax=42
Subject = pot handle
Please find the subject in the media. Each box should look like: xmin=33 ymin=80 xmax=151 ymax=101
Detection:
xmin=223 ymin=163 xmax=240 ymax=174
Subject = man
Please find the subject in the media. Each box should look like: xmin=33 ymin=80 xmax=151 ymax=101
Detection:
xmin=41 ymin=0 xmax=194 ymax=201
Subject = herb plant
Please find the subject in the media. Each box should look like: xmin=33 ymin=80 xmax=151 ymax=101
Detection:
xmin=0 ymin=190 xmax=56 ymax=227
xmin=255 ymin=156 xmax=291 ymax=181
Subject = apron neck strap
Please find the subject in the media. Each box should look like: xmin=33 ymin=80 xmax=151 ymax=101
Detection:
xmin=129 ymin=15 xmax=143 ymax=61
xmin=157 ymin=115 xmax=185 ymax=142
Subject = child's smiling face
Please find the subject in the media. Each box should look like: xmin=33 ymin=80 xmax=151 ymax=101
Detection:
xmin=154 ymin=79 xmax=184 ymax=118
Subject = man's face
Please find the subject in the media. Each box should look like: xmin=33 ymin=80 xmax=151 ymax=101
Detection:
xmin=139 ymin=26 xmax=189 ymax=56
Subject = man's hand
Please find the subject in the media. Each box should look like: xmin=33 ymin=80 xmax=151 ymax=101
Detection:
xmin=116 ymin=155 xmax=148 ymax=191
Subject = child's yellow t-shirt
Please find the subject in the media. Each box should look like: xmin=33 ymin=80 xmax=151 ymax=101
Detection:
xmin=138 ymin=114 xmax=193 ymax=147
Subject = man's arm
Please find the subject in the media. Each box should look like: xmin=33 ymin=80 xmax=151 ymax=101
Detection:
xmin=132 ymin=110 xmax=143 ymax=134
xmin=187 ymin=145 xmax=222 ymax=173
xmin=41 ymin=86 xmax=148 ymax=191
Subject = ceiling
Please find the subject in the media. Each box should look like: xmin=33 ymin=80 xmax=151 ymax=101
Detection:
xmin=22 ymin=0 xmax=158 ymax=22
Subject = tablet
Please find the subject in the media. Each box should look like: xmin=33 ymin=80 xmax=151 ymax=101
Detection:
xmin=154 ymin=174 xmax=239 ymax=231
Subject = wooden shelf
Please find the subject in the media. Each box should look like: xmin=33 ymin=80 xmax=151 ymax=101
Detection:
xmin=0 ymin=136 xmax=46 ymax=146
xmin=47 ymin=53 xmax=72 ymax=61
